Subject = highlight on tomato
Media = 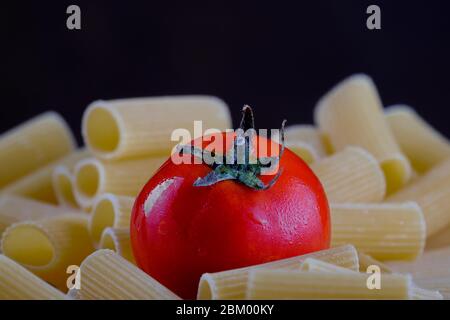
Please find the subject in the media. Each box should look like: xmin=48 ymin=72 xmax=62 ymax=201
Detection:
xmin=130 ymin=106 xmax=330 ymax=299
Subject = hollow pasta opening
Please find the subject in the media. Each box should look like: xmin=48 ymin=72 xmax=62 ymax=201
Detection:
xmin=2 ymin=225 xmax=54 ymax=267
xmin=197 ymin=276 xmax=213 ymax=300
xmin=86 ymin=106 xmax=120 ymax=153
xmin=90 ymin=199 xmax=115 ymax=244
xmin=56 ymin=173 xmax=77 ymax=207
xmin=100 ymin=229 xmax=116 ymax=249
xmin=382 ymin=158 xmax=409 ymax=195
xmin=76 ymin=163 xmax=100 ymax=198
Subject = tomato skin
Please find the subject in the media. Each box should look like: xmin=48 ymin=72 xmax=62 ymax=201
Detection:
xmin=130 ymin=134 xmax=330 ymax=299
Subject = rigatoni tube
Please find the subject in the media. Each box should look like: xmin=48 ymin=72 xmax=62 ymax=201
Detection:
xmin=0 ymin=112 xmax=75 ymax=189
xmin=197 ymin=245 xmax=359 ymax=300
xmin=385 ymin=105 xmax=450 ymax=174
xmin=1 ymin=214 xmax=94 ymax=291
xmin=52 ymin=149 xmax=90 ymax=208
xmin=74 ymin=157 xmax=165 ymax=209
xmin=310 ymin=147 xmax=386 ymax=203
xmin=2 ymin=149 xmax=89 ymax=204
xmin=100 ymin=228 xmax=135 ymax=263
xmin=79 ymin=249 xmax=180 ymax=299
xmin=314 ymin=74 xmax=411 ymax=194
xmin=0 ymin=194 xmax=69 ymax=236
xmin=273 ymin=125 xmax=327 ymax=164
xmin=0 ymin=255 xmax=66 ymax=300
xmin=89 ymin=193 xmax=134 ymax=245
xmin=330 ymin=202 xmax=426 ymax=261
xmin=247 ymin=269 xmax=412 ymax=299
xmin=82 ymin=96 xmax=231 ymax=160
xmin=387 ymin=158 xmax=450 ymax=237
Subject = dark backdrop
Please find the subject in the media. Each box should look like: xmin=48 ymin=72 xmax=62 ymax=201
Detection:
xmin=1 ymin=1 xmax=450 ymax=144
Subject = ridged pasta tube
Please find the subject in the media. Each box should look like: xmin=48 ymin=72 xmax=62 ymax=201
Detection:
xmin=0 ymin=254 xmax=66 ymax=300
xmin=52 ymin=149 xmax=90 ymax=208
xmin=273 ymin=125 xmax=327 ymax=163
xmin=247 ymin=269 xmax=412 ymax=299
xmin=197 ymin=245 xmax=359 ymax=300
xmin=387 ymin=158 xmax=450 ymax=237
xmin=1 ymin=214 xmax=94 ymax=291
xmin=310 ymin=147 xmax=386 ymax=202
xmin=78 ymin=249 xmax=180 ymax=299
xmin=299 ymin=258 xmax=355 ymax=273
xmin=99 ymin=228 xmax=135 ymax=263
xmin=74 ymin=157 xmax=164 ymax=209
xmin=0 ymin=112 xmax=75 ymax=189
xmin=330 ymin=202 xmax=426 ymax=261
xmin=314 ymin=74 xmax=412 ymax=194
xmin=89 ymin=193 xmax=135 ymax=245
xmin=2 ymin=149 xmax=88 ymax=204
xmin=0 ymin=194 xmax=71 ymax=237
xmin=82 ymin=96 xmax=231 ymax=160
xmin=386 ymin=105 xmax=450 ymax=173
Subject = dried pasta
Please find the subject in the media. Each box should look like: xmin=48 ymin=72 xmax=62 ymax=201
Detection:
xmin=314 ymin=74 xmax=411 ymax=194
xmin=2 ymin=149 xmax=88 ymax=204
xmin=330 ymin=202 xmax=426 ymax=261
xmin=1 ymin=214 xmax=94 ymax=291
xmin=310 ymin=147 xmax=386 ymax=202
xmin=0 ymin=254 xmax=66 ymax=300
xmin=99 ymin=227 xmax=135 ymax=263
xmin=74 ymin=157 xmax=164 ymax=209
xmin=386 ymin=105 xmax=450 ymax=173
xmin=78 ymin=249 xmax=180 ymax=299
xmin=246 ymin=269 xmax=412 ymax=299
xmin=89 ymin=193 xmax=134 ymax=245
xmin=0 ymin=112 xmax=75 ymax=189
xmin=82 ymin=96 xmax=231 ymax=160
xmin=387 ymin=158 xmax=450 ymax=237
xmin=0 ymin=194 xmax=69 ymax=237
xmin=197 ymin=244 xmax=359 ymax=300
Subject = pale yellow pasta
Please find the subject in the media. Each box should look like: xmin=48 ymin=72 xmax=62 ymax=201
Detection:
xmin=426 ymin=226 xmax=450 ymax=250
xmin=1 ymin=214 xmax=94 ymax=291
xmin=74 ymin=157 xmax=164 ymax=209
xmin=330 ymin=202 xmax=426 ymax=261
xmin=357 ymin=252 xmax=393 ymax=273
xmin=310 ymin=147 xmax=386 ymax=202
xmin=299 ymin=258 xmax=355 ymax=273
xmin=413 ymin=278 xmax=450 ymax=300
xmin=410 ymin=286 xmax=443 ymax=300
xmin=79 ymin=249 xmax=180 ymax=299
xmin=0 ymin=255 xmax=66 ymax=300
xmin=247 ymin=269 xmax=412 ymax=299
xmin=197 ymin=244 xmax=359 ymax=300
xmin=89 ymin=193 xmax=134 ymax=245
xmin=314 ymin=74 xmax=411 ymax=194
xmin=387 ymin=158 xmax=450 ymax=237
xmin=386 ymin=105 xmax=450 ymax=173
xmin=0 ymin=194 xmax=69 ymax=237
xmin=273 ymin=125 xmax=327 ymax=163
xmin=2 ymin=149 xmax=88 ymax=204
xmin=100 ymin=227 xmax=135 ymax=263
xmin=388 ymin=247 xmax=450 ymax=299
xmin=300 ymin=257 xmax=441 ymax=300
xmin=52 ymin=149 xmax=90 ymax=208
xmin=285 ymin=141 xmax=319 ymax=164
xmin=0 ymin=112 xmax=75 ymax=189
xmin=52 ymin=166 xmax=78 ymax=208
xmin=387 ymin=246 xmax=450 ymax=279
xmin=82 ymin=96 xmax=231 ymax=160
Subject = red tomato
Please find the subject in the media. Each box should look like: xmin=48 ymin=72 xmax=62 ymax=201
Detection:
xmin=131 ymin=108 xmax=330 ymax=299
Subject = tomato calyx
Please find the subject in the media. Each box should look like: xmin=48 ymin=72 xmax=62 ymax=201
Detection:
xmin=183 ymin=105 xmax=287 ymax=190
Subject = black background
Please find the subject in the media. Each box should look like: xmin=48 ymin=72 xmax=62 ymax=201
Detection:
xmin=1 ymin=1 xmax=450 ymax=144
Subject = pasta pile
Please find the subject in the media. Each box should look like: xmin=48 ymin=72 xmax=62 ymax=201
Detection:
xmin=1 ymin=76 xmax=450 ymax=300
